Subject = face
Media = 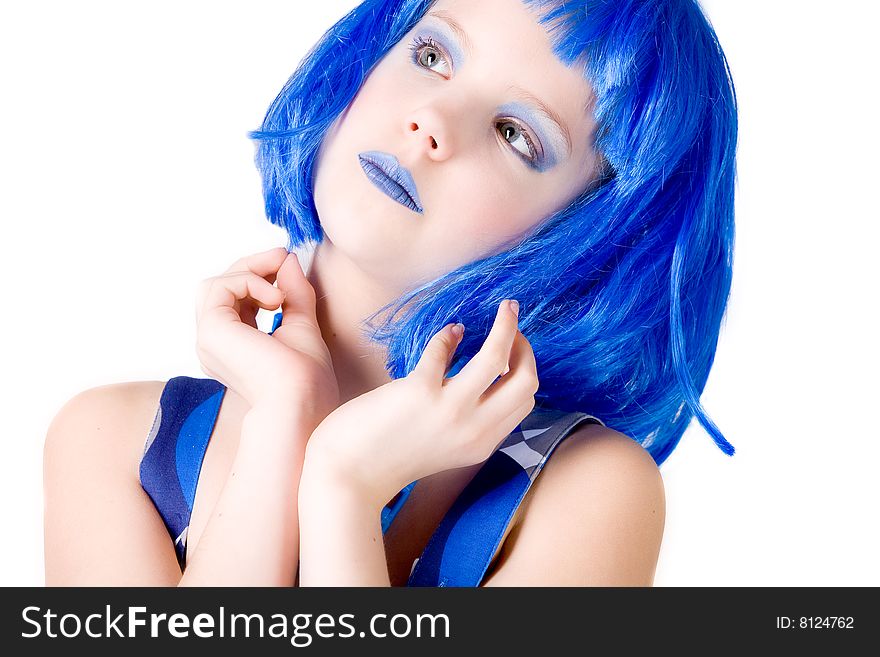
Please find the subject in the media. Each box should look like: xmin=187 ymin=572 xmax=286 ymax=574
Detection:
xmin=312 ymin=0 xmax=599 ymax=291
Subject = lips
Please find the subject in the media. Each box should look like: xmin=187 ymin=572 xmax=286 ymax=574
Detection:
xmin=357 ymin=151 xmax=423 ymax=214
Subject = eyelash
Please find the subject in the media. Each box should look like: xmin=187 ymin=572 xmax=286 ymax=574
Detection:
xmin=407 ymin=34 xmax=542 ymax=167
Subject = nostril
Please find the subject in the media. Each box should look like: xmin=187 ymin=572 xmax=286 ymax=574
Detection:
xmin=409 ymin=121 xmax=438 ymax=149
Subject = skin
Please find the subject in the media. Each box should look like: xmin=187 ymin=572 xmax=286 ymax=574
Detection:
xmin=293 ymin=0 xmax=661 ymax=585
xmin=310 ymin=0 xmax=601 ymax=406
xmin=43 ymin=0 xmax=665 ymax=587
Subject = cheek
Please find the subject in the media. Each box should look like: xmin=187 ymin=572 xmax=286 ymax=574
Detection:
xmin=347 ymin=61 xmax=404 ymax=118
xmin=320 ymin=64 xmax=397 ymax=155
xmin=443 ymin=169 xmax=547 ymax=247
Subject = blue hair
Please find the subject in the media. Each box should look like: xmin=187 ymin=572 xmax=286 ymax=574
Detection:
xmin=249 ymin=0 xmax=738 ymax=466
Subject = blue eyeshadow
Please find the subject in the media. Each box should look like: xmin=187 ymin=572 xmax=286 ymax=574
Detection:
xmin=498 ymin=102 xmax=562 ymax=170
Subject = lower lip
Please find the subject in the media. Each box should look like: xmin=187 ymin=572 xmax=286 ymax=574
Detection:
xmin=358 ymin=159 xmax=422 ymax=214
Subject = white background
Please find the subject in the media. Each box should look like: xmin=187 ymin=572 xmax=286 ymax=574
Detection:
xmin=1 ymin=1 xmax=877 ymax=586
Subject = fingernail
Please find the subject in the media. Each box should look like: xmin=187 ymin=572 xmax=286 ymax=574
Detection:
xmin=508 ymin=299 xmax=519 ymax=317
xmin=451 ymin=323 xmax=465 ymax=339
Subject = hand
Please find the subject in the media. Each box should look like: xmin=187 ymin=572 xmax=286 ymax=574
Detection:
xmin=303 ymin=300 xmax=538 ymax=507
xmin=195 ymin=247 xmax=339 ymax=422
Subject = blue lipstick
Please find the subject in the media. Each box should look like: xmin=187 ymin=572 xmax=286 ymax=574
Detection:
xmin=357 ymin=151 xmax=423 ymax=214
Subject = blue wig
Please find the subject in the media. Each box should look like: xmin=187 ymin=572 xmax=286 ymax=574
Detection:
xmin=248 ymin=0 xmax=738 ymax=466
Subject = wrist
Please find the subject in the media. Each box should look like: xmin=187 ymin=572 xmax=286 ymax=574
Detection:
xmin=300 ymin=438 xmax=389 ymax=514
xmin=246 ymin=397 xmax=326 ymax=434
xmin=242 ymin=402 xmax=324 ymax=446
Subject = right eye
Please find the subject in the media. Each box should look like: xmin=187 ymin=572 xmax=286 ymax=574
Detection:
xmin=409 ymin=35 xmax=452 ymax=77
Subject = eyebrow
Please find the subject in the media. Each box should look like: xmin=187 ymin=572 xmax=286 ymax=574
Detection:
xmin=426 ymin=10 xmax=474 ymax=57
xmin=506 ymin=85 xmax=573 ymax=157
xmin=425 ymin=9 xmax=573 ymax=158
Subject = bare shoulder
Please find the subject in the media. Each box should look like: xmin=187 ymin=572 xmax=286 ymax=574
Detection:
xmin=43 ymin=380 xmax=181 ymax=585
xmin=549 ymin=421 xmax=664 ymax=488
xmin=481 ymin=421 xmax=666 ymax=586
xmin=45 ymin=380 xmax=167 ymax=473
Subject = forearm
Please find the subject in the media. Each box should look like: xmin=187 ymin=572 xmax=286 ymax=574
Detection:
xmin=178 ymin=404 xmax=314 ymax=587
xmin=298 ymin=452 xmax=391 ymax=587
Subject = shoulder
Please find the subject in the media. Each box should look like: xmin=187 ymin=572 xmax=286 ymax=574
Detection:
xmin=46 ymin=381 xmax=166 ymax=456
xmin=45 ymin=380 xmax=168 ymax=471
xmin=46 ymin=378 xmax=248 ymax=479
xmin=545 ymin=420 xmax=664 ymax=492
xmin=481 ymin=421 xmax=665 ymax=586
xmin=49 ymin=380 xmax=167 ymax=423
xmin=43 ymin=380 xmax=178 ymax=585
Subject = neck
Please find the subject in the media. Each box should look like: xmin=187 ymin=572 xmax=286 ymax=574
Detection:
xmin=306 ymin=239 xmax=402 ymax=406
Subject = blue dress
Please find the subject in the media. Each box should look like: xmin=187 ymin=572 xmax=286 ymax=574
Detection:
xmin=139 ymin=314 xmax=604 ymax=586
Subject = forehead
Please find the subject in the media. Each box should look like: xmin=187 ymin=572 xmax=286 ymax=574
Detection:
xmin=422 ymin=0 xmax=563 ymax=63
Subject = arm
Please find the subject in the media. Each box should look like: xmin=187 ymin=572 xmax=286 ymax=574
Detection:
xmin=297 ymin=423 xmax=665 ymax=587
xmin=297 ymin=447 xmax=391 ymax=587
xmin=178 ymin=402 xmax=316 ymax=587
xmin=182 ymin=247 xmax=339 ymax=585
xmin=295 ymin=300 xmax=534 ymax=586
xmin=43 ymin=383 xmax=319 ymax=586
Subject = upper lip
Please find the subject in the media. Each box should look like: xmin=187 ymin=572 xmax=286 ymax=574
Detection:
xmin=357 ymin=151 xmax=423 ymax=214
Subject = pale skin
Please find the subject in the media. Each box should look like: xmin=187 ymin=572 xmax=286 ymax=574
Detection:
xmin=43 ymin=0 xmax=665 ymax=586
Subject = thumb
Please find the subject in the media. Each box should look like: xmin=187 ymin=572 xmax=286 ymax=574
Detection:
xmin=275 ymin=252 xmax=319 ymax=329
xmin=411 ymin=323 xmax=465 ymax=383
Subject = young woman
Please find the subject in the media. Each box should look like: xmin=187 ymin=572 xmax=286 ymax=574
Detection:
xmin=44 ymin=0 xmax=736 ymax=586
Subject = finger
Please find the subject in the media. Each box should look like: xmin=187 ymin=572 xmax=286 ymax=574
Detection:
xmin=223 ymin=246 xmax=289 ymax=278
xmin=447 ymin=300 xmax=519 ymax=398
xmin=274 ymin=252 xmax=320 ymax=330
xmin=443 ymin=323 xmax=465 ymax=377
xmin=410 ymin=322 xmax=465 ymax=384
xmin=198 ymin=272 xmax=285 ymax=325
xmin=196 ymin=247 xmax=288 ymax=318
xmin=477 ymin=329 xmax=539 ymax=425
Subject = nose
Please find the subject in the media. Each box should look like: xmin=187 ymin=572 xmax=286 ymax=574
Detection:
xmin=405 ymin=106 xmax=454 ymax=161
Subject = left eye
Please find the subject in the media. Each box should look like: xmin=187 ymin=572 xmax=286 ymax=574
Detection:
xmin=408 ymin=34 xmax=541 ymax=167
xmin=497 ymin=120 xmax=538 ymax=161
